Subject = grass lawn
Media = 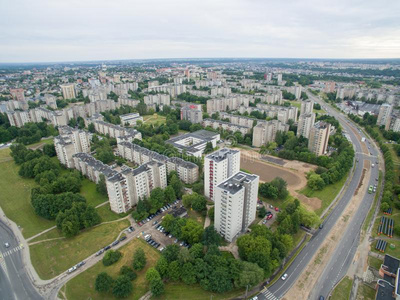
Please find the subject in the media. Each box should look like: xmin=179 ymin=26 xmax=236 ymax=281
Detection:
xmin=143 ymin=114 xmax=166 ymax=126
xmin=27 ymin=137 xmax=54 ymax=149
xmin=80 ymin=178 xmax=109 ymax=207
xmin=356 ymin=283 xmax=376 ymax=300
xmin=372 ymin=238 xmax=400 ymax=258
xmin=156 ymin=282 xmax=244 ymax=300
xmin=0 ymin=150 xmax=55 ymax=238
xmin=96 ymin=204 xmax=125 ymax=222
xmin=0 ymin=147 xmax=11 ymax=162
xmin=259 ymin=195 xmax=291 ymax=210
xmin=330 ymin=276 xmax=353 ymax=300
xmin=368 ymin=256 xmax=383 ymax=270
xmin=187 ymin=209 xmax=206 ymax=226
xmin=29 ymin=228 xmax=63 ymax=243
xmin=30 ymin=219 xmax=130 ymax=280
xmin=300 ymin=172 xmax=348 ymax=216
xmin=64 ymin=238 xmax=160 ymax=300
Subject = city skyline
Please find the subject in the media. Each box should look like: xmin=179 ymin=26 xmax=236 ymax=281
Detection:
xmin=1 ymin=0 xmax=400 ymax=63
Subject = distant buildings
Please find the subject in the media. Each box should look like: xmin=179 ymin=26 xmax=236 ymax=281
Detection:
xmin=252 ymin=120 xmax=289 ymax=147
xmin=120 ymin=113 xmax=143 ymax=126
xmin=166 ymin=130 xmax=220 ymax=158
xmin=60 ymin=84 xmax=76 ymax=100
xmin=143 ymin=94 xmax=170 ymax=110
xmin=214 ymin=172 xmax=259 ymax=242
xmin=206 ymin=96 xmax=252 ymax=114
xmin=180 ymin=103 xmax=203 ymax=124
xmin=297 ymin=113 xmax=316 ymax=139
xmin=294 ymin=85 xmax=302 ymax=100
xmin=204 ymin=148 xmax=240 ymax=201
xmin=324 ymin=81 xmax=335 ymax=93
xmin=377 ymin=103 xmax=393 ymax=131
xmin=91 ymin=120 xmax=142 ymax=140
xmin=308 ymin=121 xmax=331 ymax=156
xmin=9 ymin=88 xmax=25 ymax=101
xmin=202 ymin=119 xmax=251 ymax=136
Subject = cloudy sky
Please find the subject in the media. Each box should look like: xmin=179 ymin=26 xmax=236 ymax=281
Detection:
xmin=1 ymin=0 xmax=399 ymax=62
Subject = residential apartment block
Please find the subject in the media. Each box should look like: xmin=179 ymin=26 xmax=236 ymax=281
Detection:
xmin=202 ymin=119 xmax=251 ymax=136
xmin=214 ymin=172 xmax=259 ymax=242
xmin=106 ymin=161 xmax=167 ymax=213
xmin=120 ymin=113 xmax=143 ymax=126
xmin=377 ymin=103 xmax=393 ymax=130
xmin=219 ymin=112 xmax=257 ymax=128
xmin=206 ymin=96 xmax=252 ymax=114
xmin=117 ymin=141 xmax=199 ymax=184
xmin=92 ymin=120 xmax=142 ymax=140
xmin=9 ymin=88 xmax=25 ymax=101
xmin=252 ymin=120 xmax=289 ymax=147
xmin=300 ymin=100 xmax=314 ymax=115
xmin=180 ymin=103 xmax=203 ymax=124
xmin=60 ymin=84 xmax=76 ymax=100
xmin=204 ymin=148 xmax=240 ymax=201
xmin=308 ymin=121 xmax=331 ymax=156
xmin=297 ymin=113 xmax=316 ymax=139
xmin=143 ymin=94 xmax=171 ymax=110
xmin=55 ymin=126 xmax=91 ymax=168
xmin=72 ymin=152 xmax=118 ymax=184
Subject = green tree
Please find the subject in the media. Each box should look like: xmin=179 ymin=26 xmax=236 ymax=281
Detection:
xmin=132 ymin=248 xmax=146 ymax=270
xmin=169 ymin=173 xmax=183 ymax=198
xmin=146 ymin=267 xmax=161 ymax=282
xmin=234 ymin=261 xmax=264 ymax=288
xmin=258 ymin=206 xmax=267 ymax=218
xmin=112 ymin=275 xmax=133 ymax=298
xmin=307 ymin=174 xmax=325 ymax=190
xmin=95 ymin=272 xmax=113 ymax=293
xmin=155 ymin=256 xmax=169 ymax=279
xmin=168 ymin=261 xmax=181 ymax=281
xmin=162 ymin=244 xmax=180 ymax=263
xmin=96 ymin=174 xmax=108 ymax=196
xmin=202 ymin=225 xmax=222 ymax=246
xmin=181 ymin=262 xmax=197 ymax=284
xmin=150 ymin=278 xmax=164 ymax=296
xmin=164 ymin=186 xmax=176 ymax=204
xmin=88 ymin=123 xmax=96 ymax=133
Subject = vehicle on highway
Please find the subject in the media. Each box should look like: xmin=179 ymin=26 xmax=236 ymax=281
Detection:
xmin=4 ymin=242 xmax=10 ymax=248
xmin=319 ymin=223 xmax=324 ymax=229
xmin=281 ymin=273 xmax=288 ymax=280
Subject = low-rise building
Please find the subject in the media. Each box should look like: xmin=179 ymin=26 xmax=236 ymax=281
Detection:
xmin=120 ymin=113 xmax=143 ymax=126
xmin=202 ymin=119 xmax=251 ymax=135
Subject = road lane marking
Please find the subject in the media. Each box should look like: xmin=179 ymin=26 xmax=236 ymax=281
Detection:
xmin=1 ymin=244 xmax=23 ymax=258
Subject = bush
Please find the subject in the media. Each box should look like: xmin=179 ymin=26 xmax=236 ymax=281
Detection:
xmin=103 ymin=250 xmax=122 ymax=266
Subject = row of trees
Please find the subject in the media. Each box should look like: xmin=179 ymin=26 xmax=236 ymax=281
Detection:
xmin=0 ymin=115 xmax=58 ymax=144
xmin=10 ymin=144 xmax=101 ymax=237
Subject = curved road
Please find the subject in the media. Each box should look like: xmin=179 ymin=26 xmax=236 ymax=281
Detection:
xmin=256 ymin=93 xmax=381 ymax=300
xmin=0 ymin=218 xmax=43 ymax=300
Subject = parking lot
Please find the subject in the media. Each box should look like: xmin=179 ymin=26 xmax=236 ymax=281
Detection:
xmin=136 ymin=200 xmax=190 ymax=251
xmin=257 ymin=201 xmax=278 ymax=227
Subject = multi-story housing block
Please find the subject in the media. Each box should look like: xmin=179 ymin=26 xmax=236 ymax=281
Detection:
xmin=297 ymin=113 xmax=316 ymax=139
xmin=252 ymin=120 xmax=289 ymax=147
xmin=300 ymin=100 xmax=314 ymax=115
xmin=308 ymin=121 xmax=331 ymax=156
xmin=202 ymin=119 xmax=251 ymax=135
xmin=180 ymin=104 xmax=203 ymax=124
xmin=204 ymin=148 xmax=240 ymax=201
xmin=214 ymin=172 xmax=259 ymax=242
xmin=377 ymin=103 xmax=393 ymax=130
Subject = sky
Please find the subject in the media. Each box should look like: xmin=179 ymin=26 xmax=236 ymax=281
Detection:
xmin=0 ymin=0 xmax=399 ymax=62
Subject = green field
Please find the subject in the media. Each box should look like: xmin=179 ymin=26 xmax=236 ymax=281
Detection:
xmin=96 ymin=204 xmax=125 ymax=222
xmin=356 ymin=283 xmax=376 ymax=300
xmin=187 ymin=209 xmax=206 ymax=226
xmin=0 ymin=149 xmax=55 ymax=238
xmin=80 ymin=178 xmax=109 ymax=207
xmin=143 ymin=114 xmax=166 ymax=126
xmin=30 ymin=219 xmax=130 ymax=279
xmin=300 ymin=172 xmax=348 ymax=216
xmin=368 ymin=256 xmax=383 ymax=270
xmin=64 ymin=238 xmax=160 ymax=300
xmin=330 ymin=276 xmax=353 ymax=300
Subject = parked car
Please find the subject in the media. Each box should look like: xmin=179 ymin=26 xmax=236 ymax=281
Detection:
xmin=111 ymin=240 xmax=120 ymax=246
xmin=281 ymin=273 xmax=288 ymax=280
xmin=159 ymin=247 xmax=165 ymax=252
xmin=68 ymin=266 xmax=77 ymax=273
xmin=267 ymin=214 xmax=273 ymax=220
xmin=104 ymin=245 xmax=111 ymax=251
xmin=274 ymin=207 xmax=280 ymax=212
xmin=77 ymin=261 xmax=85 ymax=268
xmin=95 ymin=249 xmax=104 ymax=256
xmin=119 ymin=236 xmax=127 ymax=242
xmin=262 ymin=219 xmax=267 ymax=224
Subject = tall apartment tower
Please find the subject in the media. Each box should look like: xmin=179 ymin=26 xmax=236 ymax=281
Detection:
xmin=60 ymin=84 xmax=76 ymax=100
xmin=297 ymin=113 xmax=316 ymax=139
xmin=300 ymin=100 xmax=314 ymax=115
xmin=180 ymin=104 xmax=203 ymax=124
xmin=377 ymin=104 xmax=393 ymax=130
xmin=204 ymin=148 xmax=240 ymax=201
xmin=10 ymin=88 xmax=25 ymax=101
xmin=308 ymin=121 xmax=331 ymax=156
xmin=214 ymin=172 xmax=259 ymax=242
xmin=294 ymin=85 xmax=302 ymax=100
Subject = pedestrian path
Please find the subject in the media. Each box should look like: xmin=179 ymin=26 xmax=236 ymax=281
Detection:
xmin=2 ymin=244 xmax=24 ymax=258
xmin=261 ymin=288 xmax=279 ymax=300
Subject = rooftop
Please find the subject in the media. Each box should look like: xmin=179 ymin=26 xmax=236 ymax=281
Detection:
xmin=206 ymin=148 xmax=239 ymax=162
xmin=217 ymin=171 xmax=258 ymax=195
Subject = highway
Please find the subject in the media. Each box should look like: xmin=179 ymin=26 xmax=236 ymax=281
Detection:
xmin=256 ymin=93 xmax=381 ymax=300
xmin=0 ymin=218 xmax=43 ymax=300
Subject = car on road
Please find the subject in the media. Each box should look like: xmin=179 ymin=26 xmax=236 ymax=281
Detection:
xmin=281 ymin=273 xmax=288 ymax=280
xmin=4 ymin=242 xmax=10 ymax=248
xmin=111 ymin=240 xmax=120 ymax=246
xmin=119 ymin=236 xmax=127 ymax=242
xmin=319 ymin=296 xmax=325 ymax=300
xmin=95 ymin=249 xmax=104 ymax=256
xmin=68 ymin=266 xmax=77 ymax=273
xmin=76 ymin=261 xmax=85 ymax=268
xmin=104 ymin=245 xmax=111 ymax=251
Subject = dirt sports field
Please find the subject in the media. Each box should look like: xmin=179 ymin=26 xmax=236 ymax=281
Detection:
xmin=237 ymin=148 xmax=321 ymax=211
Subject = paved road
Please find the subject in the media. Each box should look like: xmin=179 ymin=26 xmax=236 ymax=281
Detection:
xmin=0 ymin=218 xmax=43 ymax=300
xmin=256 ymin=93 xmax=381 ymax=300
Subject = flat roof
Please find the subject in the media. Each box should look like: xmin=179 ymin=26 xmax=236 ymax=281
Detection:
xmin=206 ymin=148 xmax=239 ymax=162
xmin=217 ymin=171 xmax=258 ymax=195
